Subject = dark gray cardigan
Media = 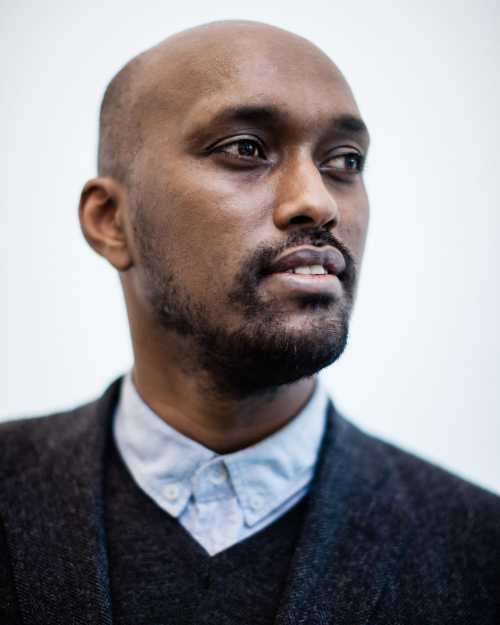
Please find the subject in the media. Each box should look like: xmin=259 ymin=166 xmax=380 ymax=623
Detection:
xmin=1 ymin=378 xmax=499 ymax=624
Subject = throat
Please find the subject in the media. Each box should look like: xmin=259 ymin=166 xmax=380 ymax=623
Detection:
xmin=131 ymin=364 xmax=317 ymax=453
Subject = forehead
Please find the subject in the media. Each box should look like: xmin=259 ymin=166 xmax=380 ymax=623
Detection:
xmin=138 ymin=31 xmax=361 ymax=138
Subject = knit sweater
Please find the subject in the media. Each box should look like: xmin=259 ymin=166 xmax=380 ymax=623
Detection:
xmin=105 ymin=441 xmax=308 ymax=625
xmin=1 ymin=378 xmax=500 ymax=624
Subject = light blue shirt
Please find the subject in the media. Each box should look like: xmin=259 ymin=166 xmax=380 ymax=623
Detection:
xmin=113 ymin=373 xmax=328 ymax=556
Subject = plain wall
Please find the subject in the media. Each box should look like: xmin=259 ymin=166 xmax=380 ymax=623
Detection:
xmin=2 ymin=0 xmax=499 ymax=494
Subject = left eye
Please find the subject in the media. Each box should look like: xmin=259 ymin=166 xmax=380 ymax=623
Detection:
xmin=324 ymin=153 xmax=364 ymax=172
xmin=214 ymin=138 xmax=265 ymax=159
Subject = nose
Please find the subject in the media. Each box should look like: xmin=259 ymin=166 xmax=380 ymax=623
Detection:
xmin=273 ymin=153 xmax=339 ymax=231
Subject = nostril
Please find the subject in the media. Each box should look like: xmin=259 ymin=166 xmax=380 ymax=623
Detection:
xmin=289 ymin=215 xmax=315 ymax=225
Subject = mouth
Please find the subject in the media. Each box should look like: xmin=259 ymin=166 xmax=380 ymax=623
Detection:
xmin=259 ymin=245 xmax=347 ymax=299
xmin=266 ymin=245 xmax=347 ymax=277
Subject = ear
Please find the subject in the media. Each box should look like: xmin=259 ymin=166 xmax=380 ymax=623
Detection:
xmin=79 ymin=177 xmax=133 ymax=271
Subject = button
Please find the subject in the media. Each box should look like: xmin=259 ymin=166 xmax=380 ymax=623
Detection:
xmin=208 ymin=464 xmax=228 ymax=485
xmin=163 ymin=483 xmax=180 ymax=501
xmin=249 ymin=494 xmax=264 ymax=511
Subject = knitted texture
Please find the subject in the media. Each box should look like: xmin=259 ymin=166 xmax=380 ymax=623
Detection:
xmin=105 ymin=442 xmax=306 ymax=625
xmin=1 ymin=377 xmax=500 ymax=624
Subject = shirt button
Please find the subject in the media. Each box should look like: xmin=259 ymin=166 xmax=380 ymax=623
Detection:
xmin=163 ymin=483 xmax=180 ymax=501
xmin=249 ymin=494 xmax=264 ymax=511
xmin=208 ymin=464 xmax=228 ymax=485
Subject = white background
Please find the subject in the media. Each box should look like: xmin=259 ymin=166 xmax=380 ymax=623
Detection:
xmin=2 ymin=1 xmax=499 ymax=494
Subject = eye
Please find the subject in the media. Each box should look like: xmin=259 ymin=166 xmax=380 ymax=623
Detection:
xmin=323 ymin=152 xmax=364 ymax=173
xmin=212 ymin=136 xmax=267 ymax=160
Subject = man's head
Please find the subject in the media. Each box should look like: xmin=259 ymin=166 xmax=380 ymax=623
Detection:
xmin=80 ymin=21 xmax=370 ymax=399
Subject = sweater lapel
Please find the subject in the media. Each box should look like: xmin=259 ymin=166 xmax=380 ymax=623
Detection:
xmin=275 ymin=403 xmax=414 ymax=625
xmin=0 ymin=380 xmax=121 ymax=625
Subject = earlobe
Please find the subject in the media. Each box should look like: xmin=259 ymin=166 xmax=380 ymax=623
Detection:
xmin=79 ymin=177 xmax=133 ymax=271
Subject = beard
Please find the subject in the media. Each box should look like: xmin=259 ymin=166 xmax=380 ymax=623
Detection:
xmin=136 ymin=219 xmax=357 ymax=400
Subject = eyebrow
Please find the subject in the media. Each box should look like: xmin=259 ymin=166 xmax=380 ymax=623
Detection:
xmin=188 ymin=104 xmax=370 ymax=145
xmin=333 ymin=113 xmax=370 ymax=140
xmin=197 ymin=105 xmax=283 ymax=132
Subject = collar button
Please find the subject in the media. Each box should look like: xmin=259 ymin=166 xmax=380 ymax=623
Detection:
xmin=163 ymin=483 xmax=180 ymax=501
xmin=208 ymin=464 xmax=228 ymax=485
xmin=249 ymin=494 xmax=264 ymax=512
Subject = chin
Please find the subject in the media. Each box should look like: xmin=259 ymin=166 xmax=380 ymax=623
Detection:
xmin=198 ymin=310 xmax=350 ymax=400
xmin=271 ymin=294 xmax=351 ymax=333
xmin=282 ymin=307 xmax=344 ymax=332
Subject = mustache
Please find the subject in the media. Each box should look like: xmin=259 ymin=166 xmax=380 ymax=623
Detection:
xmin=250 ymin=229 xmax=357 ymax=288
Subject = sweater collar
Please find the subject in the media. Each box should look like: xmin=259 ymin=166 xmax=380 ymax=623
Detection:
xmin=113 ymin=373 xmax=327 ymax=527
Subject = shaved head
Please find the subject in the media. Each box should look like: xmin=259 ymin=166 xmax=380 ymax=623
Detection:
xmin=97 ymin=54 xmax=142 ymax=183
xmin=83 ymin=18 xmax=369 ymax=400
xmin=97 ymin=20 xmax=350 ymax=186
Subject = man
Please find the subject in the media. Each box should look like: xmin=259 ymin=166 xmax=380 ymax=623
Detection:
xmin=1 ymin=20 xmax=499 ymax=625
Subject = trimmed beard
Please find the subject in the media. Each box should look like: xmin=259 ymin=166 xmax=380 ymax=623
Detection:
xmin=135 ymin=218 xmax=357 ymax=400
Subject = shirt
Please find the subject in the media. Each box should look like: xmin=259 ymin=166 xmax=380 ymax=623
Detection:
xmin=113 ymin=373 xmax=327 ymax=556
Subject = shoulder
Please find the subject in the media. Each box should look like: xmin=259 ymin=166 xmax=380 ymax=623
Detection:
xmin=338 ymin=416 xmax=500 ymax=578
xmin=334 ymin=411 xmax=500 ymax=508
xmin=0 ymin=379 xmax=122 ymax=481
xmin=370 ymin=425 xmax=499 ymax=520
xmin=347 ymin=417 xmax=500 ymax=530
xmin=324 ymin=407 xmax=500 ymax=559
xmin=324 ymin=413 xmax=500 ymax=616
xmin=0 ymin=406 xmax=91 ymax=482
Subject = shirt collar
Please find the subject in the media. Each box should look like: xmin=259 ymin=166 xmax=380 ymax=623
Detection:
xmin=113 ymin=373 xmax=328 ymax=527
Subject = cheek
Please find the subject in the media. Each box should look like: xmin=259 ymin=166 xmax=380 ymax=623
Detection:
xmin=138 ymin=159 xmax=271 ymax=293
xmin=338 ymin=189 xmax=369 ymax=262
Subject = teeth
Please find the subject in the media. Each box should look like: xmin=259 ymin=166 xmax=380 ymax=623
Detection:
xmin=293 ymin=265 xmax=327 ymax=275
xmin=294 ymin=266 xmax=312 ymax=275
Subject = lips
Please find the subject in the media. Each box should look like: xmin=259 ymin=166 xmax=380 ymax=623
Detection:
xmin=266 ymin=245 xmax=347 ymax=277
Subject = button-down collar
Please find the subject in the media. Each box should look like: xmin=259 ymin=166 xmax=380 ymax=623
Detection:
xmin=113 ymin=373 xmax=327 ymax=529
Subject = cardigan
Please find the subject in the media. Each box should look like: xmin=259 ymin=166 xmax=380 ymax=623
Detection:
xmin=1 ymin=377 xmax=499 ymax=624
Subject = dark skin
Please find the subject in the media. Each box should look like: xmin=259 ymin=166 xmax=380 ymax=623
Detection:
xmin=79 ymin=21 xmax=370 ymax=453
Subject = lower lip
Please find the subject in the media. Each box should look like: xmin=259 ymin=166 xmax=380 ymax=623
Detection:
xmin=260 ymin=272 xmax=343 ymax=298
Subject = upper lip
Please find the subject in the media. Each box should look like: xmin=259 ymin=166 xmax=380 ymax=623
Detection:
xmin=267 ymin=245 xmax=347 ymax=276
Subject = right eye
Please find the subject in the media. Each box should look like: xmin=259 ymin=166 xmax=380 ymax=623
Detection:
xmin=212 ymin=137 xmax=267 ymax=161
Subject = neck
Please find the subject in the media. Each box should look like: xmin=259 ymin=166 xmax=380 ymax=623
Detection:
xmin=131 ymin=346 xmax=316 ymax=454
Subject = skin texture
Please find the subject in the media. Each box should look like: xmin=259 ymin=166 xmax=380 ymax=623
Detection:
xmin=79 ymin=21 xmax=370 ymax=452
